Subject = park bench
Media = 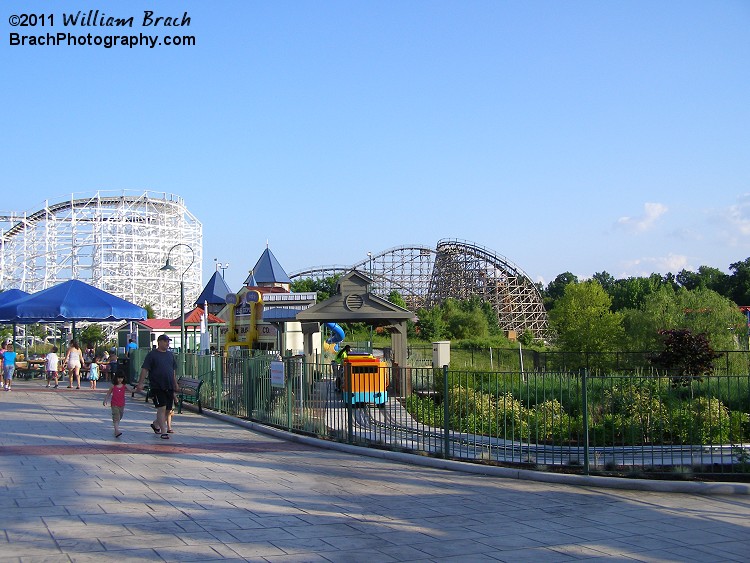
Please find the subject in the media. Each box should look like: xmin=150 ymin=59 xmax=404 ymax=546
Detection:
xmin=176 ymin=376 xmax=203 ymax=414
xmin=14 ymin=361 xmax=46 ymax=380
xmin=133 ymin=376 xmax=204 ymax=414
xmin=16 ymin=367 xmax=42 ymax=380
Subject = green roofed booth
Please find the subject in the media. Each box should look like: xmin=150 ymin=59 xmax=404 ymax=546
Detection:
xmin=296 ymin=269 xmax=415 ymax=394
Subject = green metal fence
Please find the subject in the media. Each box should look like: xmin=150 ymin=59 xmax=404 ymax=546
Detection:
xmin=146 ymin=350 xmax=750 ymax=480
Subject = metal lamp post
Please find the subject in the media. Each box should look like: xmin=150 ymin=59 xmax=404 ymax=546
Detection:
xmin=214 ymin=258 xmax=229 ymax=278
xmin=160 ymin=244 xmax=195 ymax=364
xmin=367 ymin=252 xmax=373 ymax=351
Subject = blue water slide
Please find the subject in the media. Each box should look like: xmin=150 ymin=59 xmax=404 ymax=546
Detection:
xmin=324 ymin=322 xmax=345 ymax=345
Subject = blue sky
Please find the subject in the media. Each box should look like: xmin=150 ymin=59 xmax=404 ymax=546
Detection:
xmin=2 ymin=1 xmax=748 ymax=293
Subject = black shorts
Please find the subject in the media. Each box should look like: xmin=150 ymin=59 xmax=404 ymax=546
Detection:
xmin=151 ymin=389 xmax=174 ymax=411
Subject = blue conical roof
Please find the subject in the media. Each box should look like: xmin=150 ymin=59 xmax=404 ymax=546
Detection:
xmin=195 ymin=271 xmax=232 ymax=305
xmin=243 ymin=270 xmax=259 ymax=287
xmin=248 ymin=248 xmax=291 ymax=284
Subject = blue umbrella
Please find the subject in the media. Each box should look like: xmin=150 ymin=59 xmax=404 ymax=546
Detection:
xmin=0 ymin=288 xmax=30 ymax=306
xmin=0 ymin=280 xmax=146 ymax=323
xmin=0 ymin=289 xmax=31 ymax=349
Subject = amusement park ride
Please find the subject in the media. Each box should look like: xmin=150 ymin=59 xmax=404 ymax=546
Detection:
xmin=1 ymin=192 xmax=550 ymax=353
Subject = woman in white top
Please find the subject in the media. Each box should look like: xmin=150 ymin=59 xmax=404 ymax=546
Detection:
xmin=65 ymin=340 xmax=83 ymax=389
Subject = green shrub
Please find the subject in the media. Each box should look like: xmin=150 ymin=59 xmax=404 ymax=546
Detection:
xmin=532 ymin=399 xmax=574 ymax=443
xmin=729 ymin=411 xmax=750 ymax=443
xmin=403 ymin=395 xmax=443 ymax=427
xmin=670 ymin=397 xmax=731 ymax=444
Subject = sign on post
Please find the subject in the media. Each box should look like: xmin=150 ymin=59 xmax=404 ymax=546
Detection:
xmin=271 ymin=360 xmax=285 ymax=388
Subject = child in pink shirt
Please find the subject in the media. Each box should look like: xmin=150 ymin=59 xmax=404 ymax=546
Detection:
xmin=103 ymin=373 xmax=127 ymax=438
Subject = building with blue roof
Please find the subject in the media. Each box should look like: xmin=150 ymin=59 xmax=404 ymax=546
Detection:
xmin=195 ymin=271 xmax=232 ymax=314
xmin=245 ymin=247 xmax=291 ymax=290
xmin=218 ymin=247 xmax=318 ymax=356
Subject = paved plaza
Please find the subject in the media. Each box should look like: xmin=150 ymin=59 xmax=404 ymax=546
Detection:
xmin=1 ymin=380 xmax=750 ymax=562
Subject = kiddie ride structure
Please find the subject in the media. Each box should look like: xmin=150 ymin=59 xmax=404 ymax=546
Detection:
xmin=322 ymin=322 xmax=345 ymax=357
xmin=222 ymin=290 xmax=264 ymax=354
xmin=221 ymin=289 xmax=388 ymax=407
xmin=341 ymin=353 xmax=389 ymax=407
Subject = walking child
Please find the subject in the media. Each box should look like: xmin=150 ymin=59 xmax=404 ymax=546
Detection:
xmin=103 ymin=373 xmax=127 ymax=438
xmin=2 ymin=342 xmax=17 ymax=391
xmin=45 ymin=346 xmax=60 ymax=389
xmin=89 ymin=356 xmax=100 ymax=390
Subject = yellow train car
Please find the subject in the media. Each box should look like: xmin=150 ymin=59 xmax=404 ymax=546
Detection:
xmin=342 ymin=354 xmax=388 ymax=406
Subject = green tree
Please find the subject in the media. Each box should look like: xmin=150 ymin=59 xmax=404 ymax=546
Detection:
xmin=623 ymin=286 xmax=746 ymax=350
xmin=592 ymin=271 xmax=616 ymax=294
xmin=80 ymin=324 xmax=106 ymax=348
xmin=610 ymin=275 xmax=665 ymax=311
xmin=518 ymin=329 xmax=534 ymax=346
xmin=728 ymin=258 xmax=750 ymax=306
xmin=416 ymin=307 xmax=447 ymax=341
xmin=291 ymin=275 xmax=341 ymax=302
xmin=549 ymin=280 xmax=625 ymax=355
xmin=544 ymin=272 xmax=578 ymax=311
xmin=387 ymin=290 xmax=408 ymax=309
xmin=446 ymin=308 xmax=489 ymax=340
xmin=144 ymin=304 xmax=155 ymax=319
xmin=677 ymin=266 xmax=729 ymax=295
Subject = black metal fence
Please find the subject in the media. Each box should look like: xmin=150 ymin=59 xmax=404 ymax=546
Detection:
xmin=149 ymin=350 xmax=750 ymax=480
xmin=407 ymin=345 xmax=750 ymax=376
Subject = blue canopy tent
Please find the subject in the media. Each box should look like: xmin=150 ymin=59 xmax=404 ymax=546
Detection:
xmin=0 ymin=289 xmax=31 ymax=349
xmin=0 ymin=289 xmax=31 ymax=306
xmin=0 ymin=280 xmax=147 ymax=347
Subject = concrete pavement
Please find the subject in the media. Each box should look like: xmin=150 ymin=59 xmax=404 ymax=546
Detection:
xmin=1 ymin=379 xmax=750 ymax=562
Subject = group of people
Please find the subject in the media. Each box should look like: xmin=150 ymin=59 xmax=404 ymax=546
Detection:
xmin=43 ymin=340 xmax=117 ymax=390
xmin=3 ymin=333 xmax=181 ymax=440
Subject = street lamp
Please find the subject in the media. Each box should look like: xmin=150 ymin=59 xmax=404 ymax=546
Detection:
xmin=367 ymin=252 xmax=373 ymax=352
xmin=214 ymin=258 xmax=229 ymax=278
xmin=160 ymin=243 xmax=195 ymax=360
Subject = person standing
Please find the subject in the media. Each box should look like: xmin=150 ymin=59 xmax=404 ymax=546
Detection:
xmin=333 ymin=345 xmax=350 ymax=392
xmin=83 ymin=343 xmax=95 ymax=364
xmin=45 ymin=346 xmax=60 ymax=389
xmin=108 ymin=351 xmax=119 ymax=382
xmin=134 ymin=334 xmax=178 ymax=440
xmin=88 ymin=356 xmax=100 ymax=390
xmin=103 ymin=372 xmax=127 ymax=438
xmin=65 ymin=340 xmax=83 ymax=389
xmin=126 ymin=338 xmax=138 ymax=357
xmin=1 ymin=342 xmax=17 ymax=391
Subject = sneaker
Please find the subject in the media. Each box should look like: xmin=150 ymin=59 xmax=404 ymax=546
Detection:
xmin=53 ymin=384 xmax=58 ymax=389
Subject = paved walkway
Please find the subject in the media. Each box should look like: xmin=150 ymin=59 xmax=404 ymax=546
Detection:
xmin=1 ymin=380 xmax=750 ymax=562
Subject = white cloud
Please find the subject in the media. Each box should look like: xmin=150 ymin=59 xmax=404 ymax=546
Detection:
xmin=618 ymin=253 xmax=689 ymax=277
xmin=616 ymin=202 xmax=668 ymax=234
xmin=722 ymin=193 xmax=750 ymax=245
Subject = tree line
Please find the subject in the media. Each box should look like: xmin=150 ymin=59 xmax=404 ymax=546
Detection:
xmin=542 ymin=257 xmax=749 ymax=354
xmin=290 ymin=257 xmax=750 ymax=355
xmin=542 ymin=257 xmax=750 ymax=313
